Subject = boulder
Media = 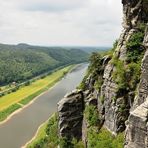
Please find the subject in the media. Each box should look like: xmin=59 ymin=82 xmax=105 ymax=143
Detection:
xmin=58 ymin=90 xmax=84 ymax=140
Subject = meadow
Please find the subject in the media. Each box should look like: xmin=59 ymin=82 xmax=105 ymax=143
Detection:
xmin=0 ymin=65 xmax=74 ymax=121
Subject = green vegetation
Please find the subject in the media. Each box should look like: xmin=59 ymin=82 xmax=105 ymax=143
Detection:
xmin=0 ymin=66 xmax=74 ymax=122
xmin=19 ymin=69 xmax=67 ymax=105
xmin=79 ymin=52 xmax=104 ymax=90
xmin=125 ymin=62 xmax=141 ymax=91
xmin=19 ymin=88 xmax=47 ymax=105
xmin=78 ymin=72 xmax=89 ymax=90
xmin=104 ymin=40 xmax=118 ymax=58
xmin=112 ymin=57 xmax=127 ymax=90
xmin=112 ymin=57 xmax=141 ymax=92
xmin=126 ymin=32 xmax=145 ymax=63
xmin=111 ymin=23 xmax=146 ymax=93
xmin=0 ymin=43 xmax=88 ymax=86
xmin=88 ymin=52 xmax=103 ymax=74
xmin=85 ymin=105 xmax=100 ymax=126
xmin=28 ymin=114 xmax=84 ymax=148
xmin=88 ymin=128 xmax=124 ymax=148
xmin=0 ymin=104 xmax=21 ymax=121
xmin=79 ymin=42 xmax=115 ymax=91
xmin=59 ymin=137 xmax=84 ymax=148
xmin=100 ymin=95 xmax=105 ymax=104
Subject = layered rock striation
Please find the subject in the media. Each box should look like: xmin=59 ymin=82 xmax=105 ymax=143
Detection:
xmin=58 ymin=90 xmax=84 ymax=140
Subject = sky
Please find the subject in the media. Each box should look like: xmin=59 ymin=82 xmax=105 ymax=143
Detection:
xmin=0 ymin=0 xmax=123 ymax=47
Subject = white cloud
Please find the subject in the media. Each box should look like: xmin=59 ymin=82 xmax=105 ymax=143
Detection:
xmin=0 ymin=0 xmax=123 ymax=46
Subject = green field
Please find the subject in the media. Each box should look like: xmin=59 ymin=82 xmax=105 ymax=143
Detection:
xmin=0 ymin=65 xmax=74 ymax=111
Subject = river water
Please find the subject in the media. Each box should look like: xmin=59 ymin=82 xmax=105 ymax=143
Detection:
xmin=0 ymin=64 xmax=88 ymax=148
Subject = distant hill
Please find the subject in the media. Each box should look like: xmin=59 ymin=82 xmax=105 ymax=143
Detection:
xmin=0 ymin=43 xmax=89 ymax=85
xmin=61 ymin=46 xmax=110 ymax=53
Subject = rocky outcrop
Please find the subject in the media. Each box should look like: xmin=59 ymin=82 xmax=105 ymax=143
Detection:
xmin=98 ymin=0 xmax=148 ymax=134
xmin=58 ymin=90 xmax=84 ymax=140
xmin=57 ymin=0 xmax=148 ymax=147
xmin=124 ymin=25 xmax=148 ymax=148
xmin=125 ymin=99 xmax=148 ymax=148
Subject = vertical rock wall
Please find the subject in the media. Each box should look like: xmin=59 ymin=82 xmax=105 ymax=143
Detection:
xmin=58 ymin=90 xmax=84 ymax=140
xmin=99 ymin=0 xmax=148 ymax=134
xmin=57 ymin=1 xmax=148 ymax=147
xmin=124 ymin=24 xmax=148 ymax=148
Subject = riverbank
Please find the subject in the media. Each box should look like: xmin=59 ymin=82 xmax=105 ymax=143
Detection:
xmin=25 ymin=113 xmax=84 ymax=148
xmin=24 ymin=114 xmax=56 ymax=148
xmin=0 ymin=65 xmax=75 ymax=123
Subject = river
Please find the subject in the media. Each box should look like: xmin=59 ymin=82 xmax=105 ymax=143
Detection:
xmin=0 ymin=64 xmax=88 ymax=148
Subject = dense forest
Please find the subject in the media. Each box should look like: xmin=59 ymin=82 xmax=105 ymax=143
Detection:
xmin=0 ymin=43 xmax=89 ymax=85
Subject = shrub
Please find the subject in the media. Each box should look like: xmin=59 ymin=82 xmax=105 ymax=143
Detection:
xmin=24 ymin=81 xmax=31 ymax=86
xmin=59 ymin=137 xmax=84 ymax=148
xmin=0 ymin=93 xmax=5 ymax=97
xmin=94 ymin=78 xmax=103 ymax=91
xmin=89 ymin=52 xmax=102 ymax=75
xmin=72 ymin=138 xmax=84 ymax=148
xmin=88 ymin=128 xmax=124 ymax=148
xmin=78 ymin=72 xmax=89 ymax=90
xmin=126 ymin=23 xmax=146 ymax=63
xmin=126 ymin=62 xmax=141 ymax=90
xmin=85 ymin=105 xmax=99 ymax=126
xmin=45 ymin=114 xmax=59 ymax=146
xmin=11 ymin=86 xmax=19 ymax=92
xmin=112 ymin=58 xmax=128 ymax=90
xmin=59 ymin=137 xmax=74 ymax=148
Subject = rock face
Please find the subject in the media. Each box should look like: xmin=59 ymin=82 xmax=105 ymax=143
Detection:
xmin=57 ymin=0 xmax=148 ymax=147
xmin=134 ymin=26 xmax=148 ymax=108
xmin=58 ymin=90 xmax=84 ymax=140
xmin=97 ymin=0 xmax=148 ymax=134
xmin=125 ymin=99 xmax=148 ymax=148
xmin=124 ymin=25 xmax=148 ymax=148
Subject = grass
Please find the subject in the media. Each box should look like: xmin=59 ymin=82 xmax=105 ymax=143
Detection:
xmin=88 ymin=127 xmax=124 ymax=148
xmin=0 ymin=65 xmax=74 ymax=122
xmin=0 ymin=65 xmax=74 ymax=111
xmin=0 ymin=104 xmax=21 ymax=122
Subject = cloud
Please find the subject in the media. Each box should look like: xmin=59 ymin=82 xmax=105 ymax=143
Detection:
xmin=0 ymin=0 xmax=123 ymax=46
xmin=17 ymin=0 xmax=87 ymax=12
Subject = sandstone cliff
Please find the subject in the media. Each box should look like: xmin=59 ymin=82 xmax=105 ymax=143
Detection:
xmin=57 ymin=0 xmax=148 ymax=147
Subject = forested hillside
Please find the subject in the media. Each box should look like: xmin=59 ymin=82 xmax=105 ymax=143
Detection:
xmin=0 ymin=43 xmax=89 ymax=85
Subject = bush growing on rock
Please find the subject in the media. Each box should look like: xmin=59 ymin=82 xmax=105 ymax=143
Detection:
xmin=85 ymin=105 xmax=100 ymax=126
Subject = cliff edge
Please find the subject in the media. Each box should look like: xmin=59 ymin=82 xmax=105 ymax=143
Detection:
xmin=57 ymin=0 xmax=148 ymax=147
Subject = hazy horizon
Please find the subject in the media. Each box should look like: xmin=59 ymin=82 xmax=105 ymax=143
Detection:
xmin=0 ymin=42 xmax=111 ymax=48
